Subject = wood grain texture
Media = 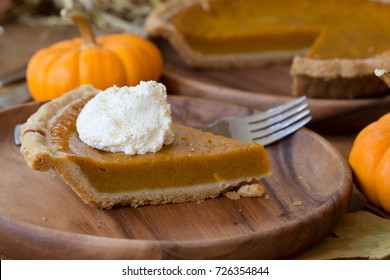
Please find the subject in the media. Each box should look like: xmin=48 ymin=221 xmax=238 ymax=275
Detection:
xmin=0 ymin=96 xmax=352 ymax=259
xmin=157 ymin=39 xmax=390 ymax=133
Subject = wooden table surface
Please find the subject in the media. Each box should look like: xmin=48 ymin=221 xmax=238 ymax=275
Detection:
xmin=0 ymin=22 xmax=378 ymax=260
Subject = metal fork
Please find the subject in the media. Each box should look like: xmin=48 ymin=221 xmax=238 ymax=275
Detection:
xmin=13 ymin=97 xmax=311 ymax=146
xmin=198 ymin=96 xmax=311 ymax=146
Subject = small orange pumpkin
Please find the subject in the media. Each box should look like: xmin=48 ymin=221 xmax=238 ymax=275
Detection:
xmin=349 ymin=113 xmax=390 ymax=212
xmin=27 ymin=9 xmax=163 ymax=101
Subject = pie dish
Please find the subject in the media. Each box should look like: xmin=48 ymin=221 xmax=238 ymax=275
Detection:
xmin=146 ymin=0 xmax=390 ymax=98
xmin=19 ymin=85 xmax=270 ymax=209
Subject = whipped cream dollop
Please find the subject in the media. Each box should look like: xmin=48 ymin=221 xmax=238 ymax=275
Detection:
xmin=76 ymin=81 xmax=174 ymax=155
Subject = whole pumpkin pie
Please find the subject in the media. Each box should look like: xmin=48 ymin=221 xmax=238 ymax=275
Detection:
xmin=146 ymin=0 xmax=390 ymax=98
xmin=20 ymin=85 xmax=270 ymax=209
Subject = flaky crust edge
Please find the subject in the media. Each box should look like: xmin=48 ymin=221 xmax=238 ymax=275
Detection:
xmin=20 ymin=85 xmax=98 ymax=171
xmin=291 ymin=55 xmax=390 ymax=98
xmin=291 ymin=54 xmax=390 ymax=79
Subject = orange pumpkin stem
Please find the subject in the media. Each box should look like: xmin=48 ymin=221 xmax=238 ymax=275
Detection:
xmin=61 ymin=8 xmax=97 ymax=47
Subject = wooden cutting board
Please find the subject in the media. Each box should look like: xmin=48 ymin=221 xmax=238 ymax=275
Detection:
xmin=0 ymin=95 xmax=352 ymax=259
xmin=157 ymin=39 xmax=390 ymax=133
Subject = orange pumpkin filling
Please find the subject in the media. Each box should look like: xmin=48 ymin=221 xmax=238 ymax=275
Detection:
xmin=50 ymin=98 xmax=270 ymax=193
xmin=170 ymin=0 xmax=390 ymax=58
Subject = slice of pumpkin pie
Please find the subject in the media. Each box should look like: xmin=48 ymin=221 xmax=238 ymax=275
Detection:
xmin=146 ymin=0 xmax=390 ymax=98
xmin=20 ymin=82 xmax=270 ymax=209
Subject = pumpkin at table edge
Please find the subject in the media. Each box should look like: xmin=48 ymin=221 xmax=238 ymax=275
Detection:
xmin=349 ymin=113 xmax=390 ymax=213
xmin=26 ymin=9 xmax=163 ymax=101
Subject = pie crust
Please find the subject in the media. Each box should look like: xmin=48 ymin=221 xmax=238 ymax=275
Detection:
xmin=146 ymin=0 xmax=390 ymax=98
xmin=20 ymin=85 xmax=270 ymax=209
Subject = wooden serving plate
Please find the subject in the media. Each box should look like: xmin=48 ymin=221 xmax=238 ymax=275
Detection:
xmin=0 ymin=96 xmax=352 ymax=259
xmin=157 ymin=39 xmax=390 ymax=133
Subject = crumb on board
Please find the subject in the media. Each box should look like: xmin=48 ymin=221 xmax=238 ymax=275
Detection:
xmin=224 ymin=183 xmax=267 ymax=200
xmin=237 ymin=183 xmax=266 ymax=198
xmin=42 ymin=216 xmax=48 ymax=221
xmin=224 ymin=191 xmax=241 ymax=200
xmin=293 ymin=200 xmax=303 ymax=206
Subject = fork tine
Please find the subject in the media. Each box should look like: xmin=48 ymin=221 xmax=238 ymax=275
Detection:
xmin=254 ymin=116 xmax=312 ymax=146
xmin=250 ymin=109 xmax=311 ymax=140
xmin=249 ymin=103 xmax=309 ymax=131
xmin=243 ymin=96 xmax=308 ymax=123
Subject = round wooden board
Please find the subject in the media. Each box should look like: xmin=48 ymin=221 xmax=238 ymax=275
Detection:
xmin=0 ymin=96 xmax=352 ymax=259
xmin=157 ymin=39 xmax=390 ymax=133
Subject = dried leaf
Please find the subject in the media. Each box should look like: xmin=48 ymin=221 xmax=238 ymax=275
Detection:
xmin=5 ymin=0 xmax=163 ymax=32
xmin=295 ymin=211 xmax=390 ymax=260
